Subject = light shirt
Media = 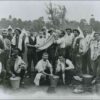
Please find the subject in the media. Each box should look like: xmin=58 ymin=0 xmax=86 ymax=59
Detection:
xmin=36 ymin=35 xmax=46 ymax=46
xmin=65 ymin=33 xmax=74 ymax=47
xmin=11 ymin=33 xmax=24 ymax=51
xmin=79 ymin=34 xmax=93 ymax=54
xmin=3 ymin=38 xmax=11 ymax=50
xmin=35 ymin=59 xmax=52 ymax=72
xmin=14 ymin=56 xmax=27 ymax=73
xmin=90 ymin=40 xmax=100 ymax=61
xmin=56 ymin=36 xmax=66 ymax=48
xmin=56 ymin=59 xmax=65 ymax=72
xmin=66 ymin=59 xmax=74 ymax=70
xmin=25 ymin=36 xmax=35 ymax=44
xmin=36 ymin=32 xmax=50 ymax=46
xmin=56 ymin=59 xmax=74 ymax=72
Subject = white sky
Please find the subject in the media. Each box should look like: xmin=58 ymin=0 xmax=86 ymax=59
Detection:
xmin=0 ymin=1 xmax=100 ymax=22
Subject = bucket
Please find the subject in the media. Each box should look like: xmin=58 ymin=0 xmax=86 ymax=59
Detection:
xmin=50 ymin=75 xmax=59 ymax=87
xmin=96 ymin=83 xmax=100 ymax=94
xmin=10 ymin=77 xmax=21 ymax=89
xmin=82 ymin=74 xmax=93 ymax=85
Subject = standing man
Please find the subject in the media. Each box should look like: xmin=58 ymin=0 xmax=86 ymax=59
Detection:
xmin=55 ymin=30 xmax=66 ymax=58
xmin=79 ymin=30 xmax=94 ymax=75
xmin=72 ymin=29 xmax=83 ymax=74
xmin=90 ymin=32 xmax=100 ymax=83
xmin=11 ymin=28 xmax=23 ymax=58
xmin=41 ymin=26 xmax=50 ymax=41
xmin=65 ymin=28 xmax=74 ymax=60
xmin=36 ymin=27 xmax=50 ymax=61
xmin=7 ymin=25 xmax=13 ymax=41
xmin=0 ymin=30 xmax=11 ymax=71
xmin=25 ymin=30 xmax=37 ymax=78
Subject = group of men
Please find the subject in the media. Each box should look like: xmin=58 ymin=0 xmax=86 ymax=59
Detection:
xmin=0 ymin=25 xmax=100 ymax=87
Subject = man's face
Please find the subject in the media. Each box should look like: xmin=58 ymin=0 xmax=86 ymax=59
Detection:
xmin=8 ymin=29 xmax=12 ymax=34
xmin=12 ymin=54 xmax=18 ymax=59
xmin=15 ymin=30 xmax=20 ymax=36
xmin=59 ymin=58 xmax=63 ymax=62
xmin=84 ymin=30 xmax=90 ymax=37
xmin=66 ymin=30 xmax=71 ymax=35
xmin=94 ymin=34 xmax=100 ymax=40
xmin=73 ymin=31 xmax=79 ymax=37
xmin=30 ymin=32 xmax=33 ymax=36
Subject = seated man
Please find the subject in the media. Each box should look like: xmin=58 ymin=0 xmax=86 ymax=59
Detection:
xmin=34 ymin=52 xmax=53 ymax=86
xmin=55 ymin=56 xmax=75 ymax=85
xmin=6 ymin=49 xmax=27 ymax=84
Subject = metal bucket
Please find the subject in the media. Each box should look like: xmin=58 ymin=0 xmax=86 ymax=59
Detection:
xmin=96 ymin=83 xmax=100 ymax=94
xmin=82 ymin=74 xmax=93 ymax=85
xmin=50 ymin=75 xmax=59 ymax=87
xmin=10 ymin=77 xmax=21 ymax=89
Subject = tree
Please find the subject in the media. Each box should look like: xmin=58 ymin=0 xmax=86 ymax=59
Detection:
xmin=31 ymin=17 xmax=45 ymax=32
xmin=46 ymin=3 xmax=67 ymax=29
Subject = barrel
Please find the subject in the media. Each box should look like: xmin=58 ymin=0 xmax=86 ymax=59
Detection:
xmin=10 ymin=77 xmax=21 ymax=89
xmin=50 ymin=75 xmax=59 ymax=87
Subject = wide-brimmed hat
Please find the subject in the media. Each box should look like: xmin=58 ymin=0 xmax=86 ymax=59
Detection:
xmin=73 ymin=29 xmax=80 ymax=35
xmin=15 ymin=28 xmax=21 ymax=34
xmin=65 ymin=28 xmax=72 ymax=32
xmin=41 ymin=26 xmax=47 ymax=31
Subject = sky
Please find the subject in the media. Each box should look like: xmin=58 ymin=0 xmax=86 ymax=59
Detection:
xmin=0 ymin=1 xmax=100 ymax=22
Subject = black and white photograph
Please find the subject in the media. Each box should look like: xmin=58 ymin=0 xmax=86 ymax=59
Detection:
xmin=0 ymin=0 xmax=100 ymax=99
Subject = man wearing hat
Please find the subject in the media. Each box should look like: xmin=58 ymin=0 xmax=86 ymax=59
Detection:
xmin=90 ymin=32 xmax=100 ymax=83
xmin=11 ymin=28 xmax=21 ymax=53
xmin=72 ymin=29 xmax=83 ymax=74
xmin=6 ymin=49 xmax=27 ymax=84
xmin=25 ymin=29 xmax=37 ymax=78
xmin=41 ymin=26 xmax=50 ymax=41
xmin=11 ymin=28 xmax=25 ymax=58
xmin=0 ymin=30 xmax=11 ymax=71
xmin=36 ymin=27 xmax=50 ymax=61
xmin=7 ymin=25 xmax=13 ymax=41
xmin=65 ymin=28 xmax=74 ymax=60
xmin=55 ymin=56 xmax=75 ymax=85
xmin=55 ymin=30 xmax=66 ymax=58
xmin=34 ymin=52 xmax=53 ymax=86
xmin=78 ymin=29 xmax=94 ymax=75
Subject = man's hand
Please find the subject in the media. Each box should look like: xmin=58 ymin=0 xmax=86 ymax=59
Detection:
xmin=42 ymin=74 xmax=46 ymax=79
xmin=50 ymin=74 xmax=53 ymax=77
xmin=12 ymin=74 xmax=16 ymax=78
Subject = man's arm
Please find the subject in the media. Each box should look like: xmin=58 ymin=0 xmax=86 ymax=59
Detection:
xmin=65 ymin=59 xmax=74 ymax=70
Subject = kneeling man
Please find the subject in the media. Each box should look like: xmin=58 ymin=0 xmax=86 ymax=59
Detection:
xmin=56 ymin=56 xmax=75 ymax=85
xmin=7 ymin=49 xmax=27 ymax=84
xmin=34 ymin=52 xmax=53 ymax=86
